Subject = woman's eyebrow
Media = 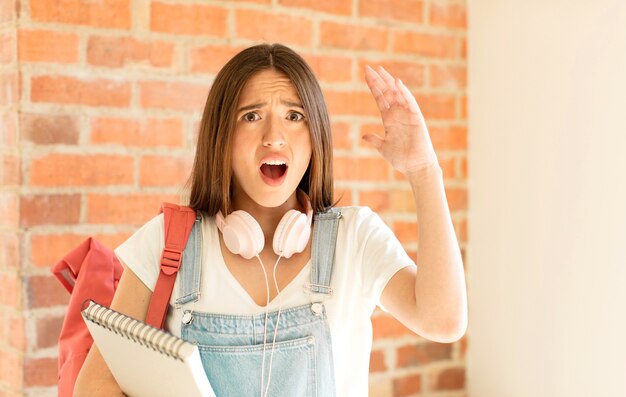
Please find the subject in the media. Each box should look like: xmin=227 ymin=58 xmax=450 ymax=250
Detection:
xmin=237 ymin=100 xmax=304 ymax=112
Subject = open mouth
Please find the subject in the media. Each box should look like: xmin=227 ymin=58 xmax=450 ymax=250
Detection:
xmin=260 ymin=162 xmax=287 ymax=180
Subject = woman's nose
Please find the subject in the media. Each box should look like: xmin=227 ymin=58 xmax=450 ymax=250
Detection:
xmin=262 ymin=118 xmax=286 ymax=147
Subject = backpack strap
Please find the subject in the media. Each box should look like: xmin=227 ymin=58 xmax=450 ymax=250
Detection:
xmin=145 ymin=202 xmax=196 ymax=329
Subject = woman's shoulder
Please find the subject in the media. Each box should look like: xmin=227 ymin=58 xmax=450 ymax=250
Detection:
xmin=318 ymin=205 xmax=384 ymax=232
xmin=326 ymin=205 xmax=377 ymax=219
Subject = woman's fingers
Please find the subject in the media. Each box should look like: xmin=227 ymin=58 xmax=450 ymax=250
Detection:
xmin=365 ymin=65 xmax=395 ymax=109
xmin=376 ymin=66 xmax=401 ymax=106
xmin=370 ymin=85 xmax=390 ymax=110
xmin=365 ymin=65 xmax=423 ymax=118
xmin=396 ymin=78 xmax=423 ymax=115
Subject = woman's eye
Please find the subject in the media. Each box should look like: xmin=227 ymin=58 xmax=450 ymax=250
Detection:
xmin=288 ymin=112 xmax=305 ymax=122
xmin=242 ymin=112 xmax=260 ymax=122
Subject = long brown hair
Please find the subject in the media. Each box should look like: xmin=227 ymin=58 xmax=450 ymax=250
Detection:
xmin=187 ymin=43 xmax=335 ymax=215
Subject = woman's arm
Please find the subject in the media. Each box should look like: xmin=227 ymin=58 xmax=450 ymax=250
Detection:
xmin=73 ymin=265 xmax=153 ymax=397
xmin=363 ymin=65 xmax=468 ymax=343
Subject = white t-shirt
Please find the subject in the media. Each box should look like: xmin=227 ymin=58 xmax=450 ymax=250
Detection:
xmin=115 ymin=206 xmax=416 ymax=397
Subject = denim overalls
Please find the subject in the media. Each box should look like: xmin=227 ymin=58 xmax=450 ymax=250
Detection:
xmin=173 ymin=209 xmax=342 ymax=397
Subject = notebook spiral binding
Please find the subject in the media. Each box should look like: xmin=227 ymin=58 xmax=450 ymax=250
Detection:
xmin=83 ymin=301 xmax=187 ymax=361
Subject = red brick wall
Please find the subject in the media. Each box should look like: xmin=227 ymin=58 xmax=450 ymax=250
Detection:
xmin=1 ymin=0 xmax=468 ymax=396
xmin=1 ymin=0 xmax=25 ymax=396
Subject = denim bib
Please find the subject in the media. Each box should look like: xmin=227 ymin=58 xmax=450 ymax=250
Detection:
xmin=174 ymin=209 xmax=341 ymax=397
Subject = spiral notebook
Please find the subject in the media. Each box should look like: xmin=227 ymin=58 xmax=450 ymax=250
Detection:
xmin=81 ymin=300 xmax=215 ymax=397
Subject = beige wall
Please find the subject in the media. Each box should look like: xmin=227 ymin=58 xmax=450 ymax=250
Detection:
xmin=468 ymin=1 xmax=626 ymax=396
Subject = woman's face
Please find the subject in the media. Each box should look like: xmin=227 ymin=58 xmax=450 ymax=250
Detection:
xmin=230 ymin=68 xmax=312 ymax=210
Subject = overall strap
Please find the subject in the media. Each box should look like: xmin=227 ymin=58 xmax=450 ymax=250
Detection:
xmin=146 ymin=203 xmax=196 ymax=329
xmin=176 ymin=213 xmax=203 ymax=306
xmin=305 ymin=208 xmax=342 ymax=297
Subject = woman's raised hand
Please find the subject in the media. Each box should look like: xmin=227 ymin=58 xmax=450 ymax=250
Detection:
xmin=363 ymin=65 xmax=439 ymax=176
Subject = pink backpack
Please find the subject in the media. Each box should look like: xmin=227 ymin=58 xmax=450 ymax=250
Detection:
xmin=51 ymin=203 xmax=197 ymax=397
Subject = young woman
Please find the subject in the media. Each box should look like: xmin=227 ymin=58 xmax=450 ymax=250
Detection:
xmin=75 ymin=43 xmax=467 ymax=397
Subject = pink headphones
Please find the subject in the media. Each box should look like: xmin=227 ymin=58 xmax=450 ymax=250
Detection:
xmin=215 ymin=189 xmax=313 ymax=260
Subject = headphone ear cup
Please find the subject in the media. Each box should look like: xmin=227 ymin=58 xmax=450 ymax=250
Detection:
xmin=222 ymin=211 xmax=264 ymax=260
xmin=273 ymin=210 xmax=310 ymax=259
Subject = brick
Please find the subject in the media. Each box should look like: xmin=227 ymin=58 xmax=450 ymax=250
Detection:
xmin=434 ymin=366 xmax=465 ymax=390
xmin=111 ymin=232 xmax=141 ymax=251
xmin=432 ymin=156 xmax=455 ymax=180
xmin=372 ymin=315 xmax=413 ymax=339
xmin=139 ymin=80 xmax=209 ymax=111
xmin=325 ymin=90 xmax=379 ymax=117
xmin=359 ymin=0 xmax=424 ymax=24
xmin=20 ymin=112 xmax=79 ymax=145
xmin=28 ymin=274 xmax=70 ymax=308
xmin=459 ymin=334 xmax=467 ymax=359
xmin=0 ymin=71 xmax=18 ymax=106
xmin=429 ymin=2 xmax=467 ymax=29
xmin=0 ymin=0 xmax=16 ymax=23
xmin=87 ymin=193 xmax=178 ymax=225
xmin=453 ymin=216 xmax=467 ymax=243
xmin=30 ymin=0 xmax=131 ymax=29
xmin=0 ymin=232 xmax=19 ymax=267
xmin=393 ymin=373 xmax=422 ymax=396
xmin=31 ymin=235 xmax=70 ymax=269
xmin=235 ymin=9 xmax=313 ymax=47
xmin=36 ymin=315 xmax=64 ymax=349
xmin=8 ymin=311 xmax=25 ymax=351
xmin=30 ymin=232 xmax=131 ymax=268
xmin=393 ymin=31 xmax=457 ymax=58
xmin=31 ymin=76 xmax=131 ymax=107
xmin=430 ymin=125 xmax=467 ymax=151
xmin=459 ymin=155 xmax=467 ymax=178
xmin=420 ymin=94 xmax=457 ymax=120
xmin=1 ymin=111 xmax=17 ymax=146
xmin=29 ymin=153 xmax=134 ymax=187
xmin=320 ymin=21 xmax=387 ymax=51
xmin=231 ymin=0 xmax=271 ymax=3
xmin=278 ymin=0 xmax=351 ymax=16
xmin=334 ymin=156 xmax=389 ymax=181
xmin=460 ymin=36 xmax=467 ymax=59
xmin=430 ymin=64 xmax=467 ymax=89
xmin=20 ymin=194 xmax=81 ymax=227
xmin=18 ymin=30 xmax=79 ymax=63
xmin=90 ymin=117 xmax=184 ymax=148
xmin=394 ymin=220 xmax=418 ymax=245
xmin=0 ymin=350 xmax=22 ymax=390
xmin=460 ymin=94 xmax=467 ymax=119
xmin=334 ymin=188 xmax=352 ymax=207
xmin=189 ymin=45 xmax=245 ymax=74
xmin=302 ymin=54 xmax=352 ymax=83
xmin=139 ymin=155 xmax=193 ymax=187
xmin=24 ymin=357 xmax=57 ymax=387
xmin=0 ymin=271 xmax=20 ymax=307
xmin=1 ymin=153 xmax=20 ymax=186
xmin=0 ymin=33 xmax=14 ymax=64
xmin=0 ymin=193 xmax=18 ymax=228
xmin=357 ymin=59 xmax=425 ymax=88
xmin=397 ymin=342 xmax=452 ymax=368
xmin=87 ymin=36 xmax=174 ymax=69
xmin=330 ymin=121 xmax=351 ymax=150
xmin=369 ymin=349 xmax=386 ymax=372
xmin=389 ymin=189 xmax=416 ymax=212
xmin=359 ymin=190 xmax=390 ymax=212
xmin=445 ymin=187 xmax=467 ymax=211
xmin=151 ymin=2 xmax=227 ymax=37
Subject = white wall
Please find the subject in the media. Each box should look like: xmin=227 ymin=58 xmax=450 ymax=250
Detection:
xmin=468 ymin=1 xmax=626 ymax=396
